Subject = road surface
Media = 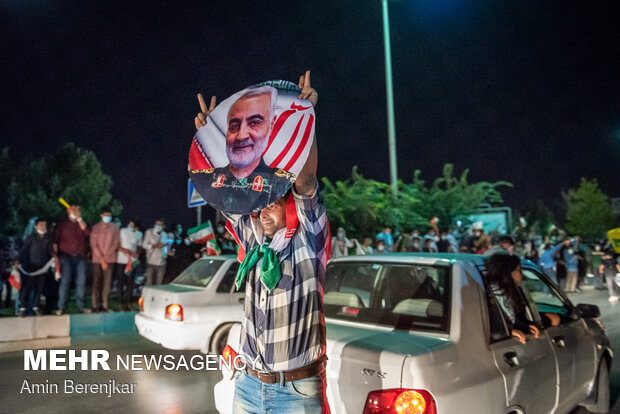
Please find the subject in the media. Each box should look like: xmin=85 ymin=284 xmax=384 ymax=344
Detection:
xmin=1 ymin=288 xmax=619 ymax=414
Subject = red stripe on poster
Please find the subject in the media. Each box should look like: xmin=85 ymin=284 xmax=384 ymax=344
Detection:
xmin=284 ymin=114 xmax=314 ymax=172
xmin=269 ymin=115 xmax=305 ymax=168
xmin=266 ymin=109 xmax=296 ymax=151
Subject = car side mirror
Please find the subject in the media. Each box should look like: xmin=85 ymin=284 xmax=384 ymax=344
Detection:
xmin=575 ymin=303 xmax=600 ymax=319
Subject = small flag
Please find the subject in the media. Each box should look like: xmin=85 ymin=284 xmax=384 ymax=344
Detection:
xmin=125 ymin=257 xmax=140 ymax=275
xmin=206 ymin=238 xmax=221 ymax=256
xmin=8 ymin=268 xmax=21 ymax=290
xmin=188 ymin=221 xmax=215 ymax=244
xmin=55 ymin=259 xmax=62 ymax=281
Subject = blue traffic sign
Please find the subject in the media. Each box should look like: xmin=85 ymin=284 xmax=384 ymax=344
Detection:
xmin=187 ymin=178 xmax=206 ymax=208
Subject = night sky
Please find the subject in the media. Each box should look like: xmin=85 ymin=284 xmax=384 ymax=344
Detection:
xmin=3 ymin=0 xmax=619 ymax=229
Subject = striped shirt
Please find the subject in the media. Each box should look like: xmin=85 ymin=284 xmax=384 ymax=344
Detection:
xmin=226 ymin=185 xmax=329 ymax=372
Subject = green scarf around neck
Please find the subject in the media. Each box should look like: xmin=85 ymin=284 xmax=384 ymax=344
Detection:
xmin=235 ymin=244 xmax=282 ymax=292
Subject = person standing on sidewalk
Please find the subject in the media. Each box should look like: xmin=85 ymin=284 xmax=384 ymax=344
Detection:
xmin=116 ymin=219 xmax=142 ymax=311
xmin=142 ymin=219 xmax=167 ymax=286
xmin=89 ymin=207 xmax=120 ymax=312
xmin=539 ymin=240 xmax=568 ymax=285
xmin=563 ymin=239 xmax=580 ymax=293
xmin=600 ymin=250 xmax=620 ymax=302
xmin=18 ymin=218 xmax=55 ymax=316
xmin=54 ymin=205 xmax=91 ymax=315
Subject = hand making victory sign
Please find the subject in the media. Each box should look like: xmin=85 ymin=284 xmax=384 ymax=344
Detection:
xmin=298 ymin=70 xmax=318 ymax=107
xmin=194 ymin=93 xmax=217 ymax=131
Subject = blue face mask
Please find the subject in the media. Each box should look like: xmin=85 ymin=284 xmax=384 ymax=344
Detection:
xmin=102 ymin=216 xmax=112 ymax=223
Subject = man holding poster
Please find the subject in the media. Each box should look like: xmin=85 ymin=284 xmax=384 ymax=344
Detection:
xmin=194 ymin=71 xmax=329 ymax=413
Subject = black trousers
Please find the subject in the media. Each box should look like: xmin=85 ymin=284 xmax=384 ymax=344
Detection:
xmin=20 ymin=274 xmax=46 ymax=310
xmin=115 ymin=263 xmax=136 ymax=306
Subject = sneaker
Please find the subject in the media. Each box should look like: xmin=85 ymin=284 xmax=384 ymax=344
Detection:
xmin=56 ymin=309 xmax=64 ymax=316
xmin=608 ymin=296 xmax=619 ymax=303
xmin=33 ymin=307 xmax=42 ymax=316
xmin=81 ymin=308 xmax=92 ymax=314
xmin=19 ymin=308 xmax=26 ymax=317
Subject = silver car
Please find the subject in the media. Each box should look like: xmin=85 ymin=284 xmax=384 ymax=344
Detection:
xmin=215 ymin=253 xmax=612 ymax=414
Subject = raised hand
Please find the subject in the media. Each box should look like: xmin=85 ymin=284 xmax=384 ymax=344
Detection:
xmin=195 ymin=93 xmax=217 ymax=131
xmin=297 ymin=70 xmax=318 ymax=107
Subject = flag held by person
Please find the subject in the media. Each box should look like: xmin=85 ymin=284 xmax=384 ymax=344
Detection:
xmin=188 ymin=221 xmax=215 ymax=244
xmin=206 ymin=238 xmax=221 ymax=256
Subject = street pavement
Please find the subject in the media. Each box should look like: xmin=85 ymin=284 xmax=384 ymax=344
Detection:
xmin=1 ymin=288 xmax=619 ymax=414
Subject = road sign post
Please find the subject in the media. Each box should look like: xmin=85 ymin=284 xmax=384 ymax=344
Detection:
xmin=188 ymin=178 xmax=207 ymax=226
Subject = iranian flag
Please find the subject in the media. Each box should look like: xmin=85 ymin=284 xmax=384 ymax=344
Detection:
xmin=188 ymin=221 xmax=215 ymax=244
xmin=55 ymin=259 xmax=62 ymax=281
xmin=125 ymin=257 xmax=140 ymax=275
xmin=206 ymin=239 xmax=221 ymax=256
xmin=8 ymin=268 xmax=21 ymax=290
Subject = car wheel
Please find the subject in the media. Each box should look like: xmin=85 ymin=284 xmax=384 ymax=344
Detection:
xmin=209 ymin=323 xmax=234 ymax=355
xmin=587 ymin=358 xmax=610 ymax=413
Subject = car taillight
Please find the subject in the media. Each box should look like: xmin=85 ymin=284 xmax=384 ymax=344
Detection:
xmin=165 ymin=304 xmax=183 ymax=321
xmin=221 ymin=345 xmax=238 ymax=365
xmin=363 ymin=389 xmax=436 ymax=414
xmin=138 ymin=296 xmax=144 ymax=312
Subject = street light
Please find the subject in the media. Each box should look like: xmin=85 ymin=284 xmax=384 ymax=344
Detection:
xmin=381 ymin=0 xmax=399 ymax=199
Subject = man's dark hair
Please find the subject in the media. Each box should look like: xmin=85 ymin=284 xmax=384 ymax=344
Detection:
xmin=130 ymin=218 xmax=142 ymax=229
xmin=100 ymin=206 xmax=112 ymax=214
xmin=34 ymin=218 xmax=46 ymax=226
xmin=498 ymin=235 xmax=514 ymax=246
xmin=155 ymin=218 xmax=165 ymax=224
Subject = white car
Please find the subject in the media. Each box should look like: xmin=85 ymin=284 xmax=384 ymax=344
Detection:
xmin=214 ymin=253 xmax=612 ymax=414
xmin=134 ymin=255 xmax=244 ymax=353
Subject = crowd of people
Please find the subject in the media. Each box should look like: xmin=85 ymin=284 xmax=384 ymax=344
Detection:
xmin=1 ymin=206 xmax=619 ymax=317
xmin=331 ymin=221 xmax=620 ymax=301
xmin=0 ymin=205 xmax=239 ymax=317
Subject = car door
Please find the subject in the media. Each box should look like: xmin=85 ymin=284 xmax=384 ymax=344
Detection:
xmin=486 ymin=282 xmax=559 ymax=414
xmin=520 ymin=266 xmax=597 ymax=413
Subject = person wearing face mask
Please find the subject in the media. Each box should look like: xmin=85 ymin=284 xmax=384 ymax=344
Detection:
xmin=142 ymin=219 xmax=168 ymax=286
xmin=165 ymin=223 xmax=197 ymax=284
xmin=18 ymin=218 xmax=55 ymax=316
xmin=54 ymin=204 xmax=91 ymax=315
xmin=563 ymin=239 xmax=580 ymax=293
xmin=376 ymin=240 xmax=387 ymax=254
xmin=116 ymin=219 xmax=143 ymax=311
xmin=331 ymin=227 xmax=355 ymax=258
xmin=89 ymin=207 xmax=120 ymax=312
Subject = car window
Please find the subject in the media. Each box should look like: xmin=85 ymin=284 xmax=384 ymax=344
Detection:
xmin=172 ymin=259 xmax=225 ymax=287
xmin=521 ymin=268 xmax=570 ymax=317
xmin=324 ymin=262 xmax=450 ymax=332
xmin=217 ymin=262 xmax=240 ymax=293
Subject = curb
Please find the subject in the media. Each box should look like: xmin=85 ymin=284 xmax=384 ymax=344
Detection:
xmin=0 ymin=312 xmax=137 ymax=353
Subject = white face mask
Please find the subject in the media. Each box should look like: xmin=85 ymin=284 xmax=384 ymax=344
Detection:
xmin=69 ymin=213 xmax=77 ymax=220
xmin=184 ymin=238 xmax=191 ymax=246
xmin=337 ymin=232 xmax=345 ymax=238
xmin=154 ymin=225 xmax=163 ymax=233
xmin=102 ymin=216 xmax=112 ymax=223
xmin=377 ymin=245 xmax=385 ymax=252
xmin=217 ymin=226 xmax=225 ymax=233
xmin=36 ymin=228 xmax=47 ymax=235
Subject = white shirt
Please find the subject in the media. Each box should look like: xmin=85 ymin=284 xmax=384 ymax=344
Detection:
xmin=142 ymin=228 xmax=167 ymax=266
xmin=116 ymin=227 xmax=143 ymax=264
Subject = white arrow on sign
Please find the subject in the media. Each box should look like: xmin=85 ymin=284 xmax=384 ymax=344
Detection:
xmin=187 ymin=178 xmax=206 ymax=208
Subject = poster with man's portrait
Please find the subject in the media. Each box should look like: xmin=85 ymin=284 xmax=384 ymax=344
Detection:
xmin=189 ymin=80 xmax=315 ymax=214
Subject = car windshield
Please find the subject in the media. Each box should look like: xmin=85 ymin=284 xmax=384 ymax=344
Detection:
xmin=172 ymin=258 xmax=224 ymax=287
xmin=324 ymin=262 xmax=450 ymax=332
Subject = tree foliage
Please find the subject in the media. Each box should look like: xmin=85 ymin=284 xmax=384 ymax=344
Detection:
xmin=321 ymin=164 xmax=511 ymax=239
xmin=564 ymin=178 xmax=617 ymax=242
xmin=5 ymin=143 xmax=122 ymax=235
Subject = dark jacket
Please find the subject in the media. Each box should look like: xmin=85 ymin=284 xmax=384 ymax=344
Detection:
xmin=20 ymin=233 xmax=54 ymax=272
